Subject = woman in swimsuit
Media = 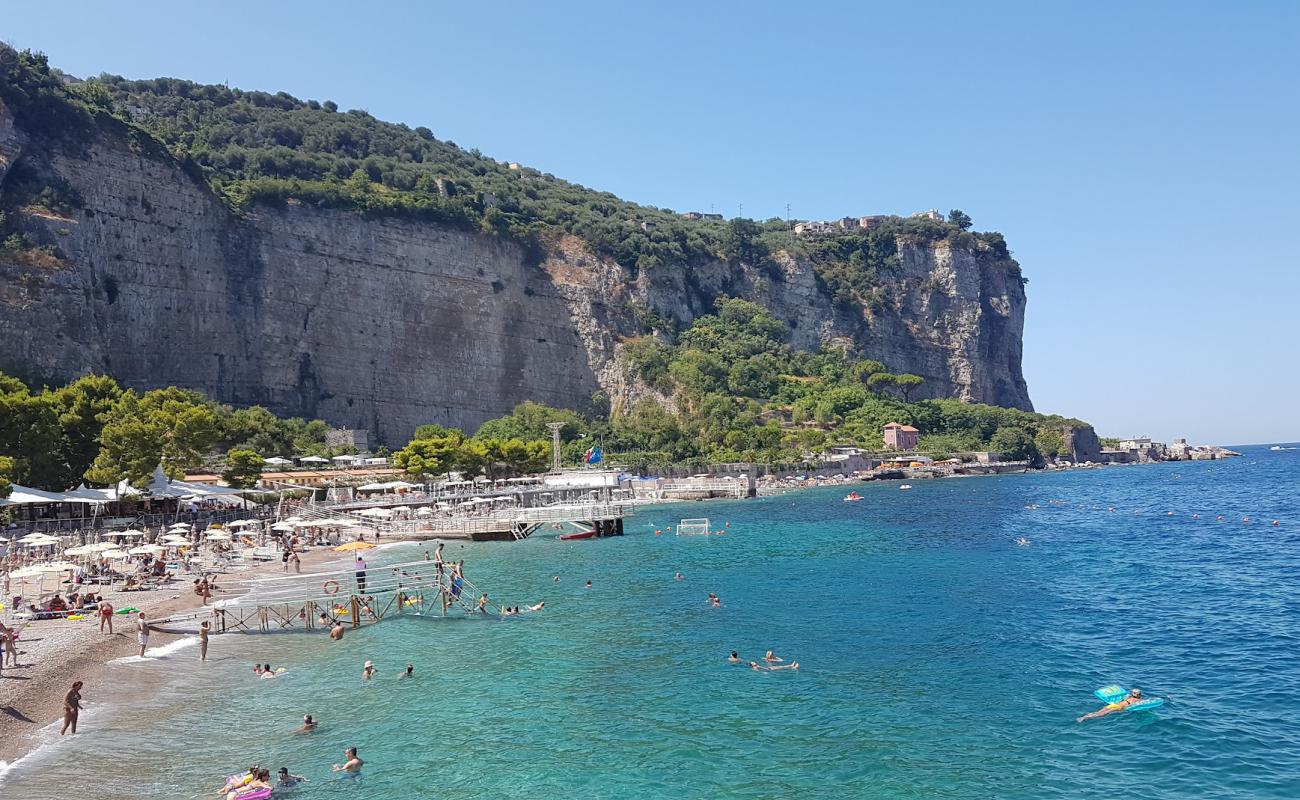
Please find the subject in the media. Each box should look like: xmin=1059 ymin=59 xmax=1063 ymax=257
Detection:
xmin=61 ymin=681 xmax=83 ymax=735
xmin=1077 ymin=688 xmax=1145 ymax=722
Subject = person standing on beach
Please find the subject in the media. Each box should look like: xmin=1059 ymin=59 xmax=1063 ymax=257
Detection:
xmin=3 ymin=624 xmax=18 ymax=667
xmin=99 ymin=599 xmax=114 ymax=634
xmin=291 ymin=551 xmax=301 ymax=573
xmin=355 ymin=555 xmax=368 ymax=593
xmin=60 ymin=681 xmax=83 ymax=735
xmin=136 ymin=612 xmax=150 ymax=657
xmin=199 ymin=620 xmax=210 ymax=661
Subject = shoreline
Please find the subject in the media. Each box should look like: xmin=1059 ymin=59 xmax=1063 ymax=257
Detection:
xmin=0 ymin=544 xmax=347 ymax=769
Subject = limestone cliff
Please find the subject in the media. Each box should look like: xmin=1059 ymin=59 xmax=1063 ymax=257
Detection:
xmin=0 ymin=98 xmax=1032 ymax=444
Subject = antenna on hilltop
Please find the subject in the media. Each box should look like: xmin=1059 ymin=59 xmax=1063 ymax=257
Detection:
xmin=786 ymin=203 xmax=791 ymax=228
xmin=738 ymin=202 xmax=743 ymax=219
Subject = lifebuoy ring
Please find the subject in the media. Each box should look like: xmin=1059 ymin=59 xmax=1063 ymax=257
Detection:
xmin=323 ymin=580 xmax=340 ymax=595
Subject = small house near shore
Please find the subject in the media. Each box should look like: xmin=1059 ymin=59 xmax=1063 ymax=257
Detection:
xmin=883 ymin=422 xmax=919 ymax=451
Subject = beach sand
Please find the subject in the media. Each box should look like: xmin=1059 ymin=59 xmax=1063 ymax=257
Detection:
xmin=0 ymin=545 xmax=347 ymax=764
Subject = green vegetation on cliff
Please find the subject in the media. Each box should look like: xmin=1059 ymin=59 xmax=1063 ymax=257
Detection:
xmin=1 ymin=44 xmax=1018 ymax=300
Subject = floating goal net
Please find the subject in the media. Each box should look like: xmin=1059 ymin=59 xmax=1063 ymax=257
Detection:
xmin=677 ymin=518 xmax=711 ymax=536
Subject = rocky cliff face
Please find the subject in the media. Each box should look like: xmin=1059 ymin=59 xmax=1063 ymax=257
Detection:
xmin=0 ymin=101 xmax=1032 ymax=443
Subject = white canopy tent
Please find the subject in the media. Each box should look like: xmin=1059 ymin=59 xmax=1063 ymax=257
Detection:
xmin=0 ymin=484 xmax=105 ymax=507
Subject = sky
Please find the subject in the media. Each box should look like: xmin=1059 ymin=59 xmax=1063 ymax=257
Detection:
xmin=5 ymin=1 xmax=1298 ymax=444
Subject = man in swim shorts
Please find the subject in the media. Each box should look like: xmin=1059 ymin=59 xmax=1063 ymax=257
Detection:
xmin=1077 ymin=688 xmax=1145 ymax=722
xmin=136 ymin=612 xmax=150 ymax=657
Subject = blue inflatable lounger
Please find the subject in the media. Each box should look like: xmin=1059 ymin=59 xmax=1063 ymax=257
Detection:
xmin=1094 ymin=684 xmax=1165 ymax=712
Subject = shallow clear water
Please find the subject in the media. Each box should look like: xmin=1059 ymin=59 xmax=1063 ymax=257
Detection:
xmin=7 ymin=445 xmax=1300 ymax=799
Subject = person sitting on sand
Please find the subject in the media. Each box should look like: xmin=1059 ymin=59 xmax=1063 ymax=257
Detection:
xmin=749 ymin=661 xmax=799 ymax=671
xmin=1077 ymin=688 xmax=1146 ymax=722
xmin=332 ymin=746 xmax=364 ymax=773
xmin=763 ymin=651 xmax=784 ymax=663
xmin=296 ymin=714 xmax=317 ymax=733
xmin=60 ymin=680 xmax=83 ymax=735
xmin=277 ymin=767 xmax=308 ymax=788
xmin=362 ymin=660 xmax=377 ymax=680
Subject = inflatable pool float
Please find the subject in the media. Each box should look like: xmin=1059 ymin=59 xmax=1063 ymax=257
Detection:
xmin=1094 ymin=684 xmax=1165 ymax=712
xmin=66 ymin=614 xmax=85 ymax=621
xmin=223 ymin=773 xmax=252 ymax=792
xmin=115 ymin=607 xmax=140 ymax=615
xmin=227 ymin=789 xmax=271 ymax=800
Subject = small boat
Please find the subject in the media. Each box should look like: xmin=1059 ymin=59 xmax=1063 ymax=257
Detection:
xmin=558 ymin=529 xmax=597 ymax=541
xmin=899 ymin=484 xmax=913 ymax=490
xmin=843 ymin=492 xmax=863 ymax=502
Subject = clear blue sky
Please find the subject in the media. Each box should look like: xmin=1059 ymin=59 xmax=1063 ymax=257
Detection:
xmin=6 ymin=1 xmax=1298 ymax=444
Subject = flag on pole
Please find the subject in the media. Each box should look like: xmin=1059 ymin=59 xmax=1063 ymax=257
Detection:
xmin=585 ymin=446 xmax=603 ymax=465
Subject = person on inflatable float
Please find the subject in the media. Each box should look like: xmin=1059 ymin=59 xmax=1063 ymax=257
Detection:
xmin=1077 ymin=687 xmax=1145 ymax=722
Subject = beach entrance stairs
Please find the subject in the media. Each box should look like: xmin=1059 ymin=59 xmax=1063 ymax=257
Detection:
xmin=159 ymin=559 xmax=504 ymax=635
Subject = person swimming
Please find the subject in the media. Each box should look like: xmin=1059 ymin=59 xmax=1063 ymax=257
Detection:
xmin=763 ymin=651 xmax=784 ymax=663
xmin=277 ymin=767 xmax=308 ymax=788
xmin=330 ymin=622 xmax=345 ymax=641
xmin=1015 ymin=537 xmax=1031 ymax=546
xmin=296 ymin=714 xmax=317 ymax=733
xmin=362 ymin=660 xmax=377 ymax=680
xmin=728 ymin=651 xmax=742 ymax=664
xmin=260 ymin=663 xmax=277 ymax=679
xmin=674 ymin=572 xmax=684 ymax=581
xmin=399 ymin=664 xmax=414 ymax=679
xmin=527 ymin=601 xmax=545 ymax=612
xmin=749 ymin=661 xmax=799 ymax=671
xmin=332 ymin=746 xmax=364 ymax=774
xmin=1077 ymin=688 xmax=1146 ymax=722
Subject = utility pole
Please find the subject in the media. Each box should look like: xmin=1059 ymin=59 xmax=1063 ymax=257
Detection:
xmin=738 ymin=202 xmax=743 ymax=219
xmin=547 ymin=422 xmax=564 ymax=471
xmin=786 ymin=203 xmax=791 ymax=230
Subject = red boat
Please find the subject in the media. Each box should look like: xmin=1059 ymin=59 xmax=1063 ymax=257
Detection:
xmin=559 ymin=529 xmax=597 ymax=541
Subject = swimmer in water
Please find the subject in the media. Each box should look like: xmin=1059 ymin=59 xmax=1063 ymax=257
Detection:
xmin=399 ymin=664 xmax=414 ymax=679
xmin=330 ymin=622 xmax=344 ymax=641
xmin=261 ymin=663 xmax=277 ymax=679
xmin=674 ymin=572 xmax=683 ymax=581
xmin=729 ymin=651 xmax=742 ymax=664
xmin=749 ymin=661 xmax=799 ymax=671
xmin=585 ymin=580 xmax=592 ymax=589
xmin=362 ymin=660 xmax=377 ymax=680
xmin=277 ymin=767 xmax=308 ymax=788
xmin=554 ymin=575 xmax=561 ymax=583
xmin=296 ymin=714 xmax=317 ymax=733
xmin=1077 ymin=688 xmax=1146 ymax=722
xmin=332 ymin=746 xmax=364 ymax=774
xmin=763 ymin=651 xmax=784 ymax=663
xmin=1015 ymin=537 xmax=1030 ymax=547
xmin=527 ymin=601 xmax=545 ymax=612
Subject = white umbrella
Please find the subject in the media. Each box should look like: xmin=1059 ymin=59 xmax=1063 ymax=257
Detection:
xmin=19 ymin=532 xmax=59 ymax=543
xmin=129 ymin=544 xmax=165 ymax=555
xmin=205 ymin=532 xmax=233 ymax=541
xmin=37 ymin=561 xmax=78 ymax=572
xmin=106 ymin=529 xmax=146 ymax=538
xmin=415 ymin=507 xmax=433 ymax=516
xmin=10 ymin=565 xmax=46 ymax=579
xmin=225 ymin=519 xmax=259 ymax=528
xmin=160 ymin=534 xmax=191 ymax=545
xmin=271 ymin=522 xmax=298 ymax=532
xmin=357 ymin=507 xmax=394 ymax=518
xmin=23 ymin=539 xmax=60 ymax=549
xmin=64 ymin=545 xmax=100 ymax=556
xmin=101 ymin=549 xmax=128 ymax=560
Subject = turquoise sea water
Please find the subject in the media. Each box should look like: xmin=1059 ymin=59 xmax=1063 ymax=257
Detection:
xmin=6 ymin=445 xmax=1300 ymax=799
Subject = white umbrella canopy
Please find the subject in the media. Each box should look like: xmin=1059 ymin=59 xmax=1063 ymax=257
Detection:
xmin=159 ymin=534 xmax=191 ymax=545
xmin=205 ymin=532 xmax=233 ymax=541
xmin=10 ymin=565 xmax=47 ymax=579
xmin=23 ymin=538 xmax=60 ymax=548
xmin=64 ymin=545 xmax=101 ymax=556
xmin=224 ymin=519 xmax=259 ymax=528
xmin=101 ymin=549 xmax=128 ymax=560
xmin=105 ymin=529 xmax=146 ymax=538
xmin=19 ymin=532 xmax=59 ymax=543
xmin=129 ymin=544 xmax=165 ymax=555
xmin=357 ymin=507 xmax=394 ymax=518
xmin=37 ymin=561 xmax=78 ymax=572
xmin=415 ymin=507 xmax=433 ymax=516
xmin=270 ymin=522 xmax=298 ymax=532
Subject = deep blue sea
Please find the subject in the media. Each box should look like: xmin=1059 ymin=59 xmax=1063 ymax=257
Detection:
xmin=6 ymin=444 xmax=1300 ymax=799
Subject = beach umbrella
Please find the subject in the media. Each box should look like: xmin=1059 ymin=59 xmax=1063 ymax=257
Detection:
xmin=64 ymin=545 xmax=100 ymax=556
xmin=101 ymin=549 xmax=128 ymax=560
xmin=415 ymin=507 xmax=433 ymax=516
xmin=10 ymin=565 xmax=46 ymax=579
xmin=129 ymin=544 xmax=165 ymax=555
xmin=225 ymin=519 xmax=259 ymax=528
xmin=19 ymin=532 xmax=59 ymax=543
xmin=271 ymin=522 xmax=298 ymax=532
xmin=160 ymin=534 xmax=191 ymax=545
xmin=205 ymin=531 xmax=233 ymax=541
xmin=23 ymin=538 xmax=60 ymax=549
xmin=333 ymin=541 xmax=376 ymax=552
xmin=37 ymin=561 xmax=78 ymax=572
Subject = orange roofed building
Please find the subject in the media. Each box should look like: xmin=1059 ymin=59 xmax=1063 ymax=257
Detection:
xmin=883 ymin=422 xmax=920 ymax=451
